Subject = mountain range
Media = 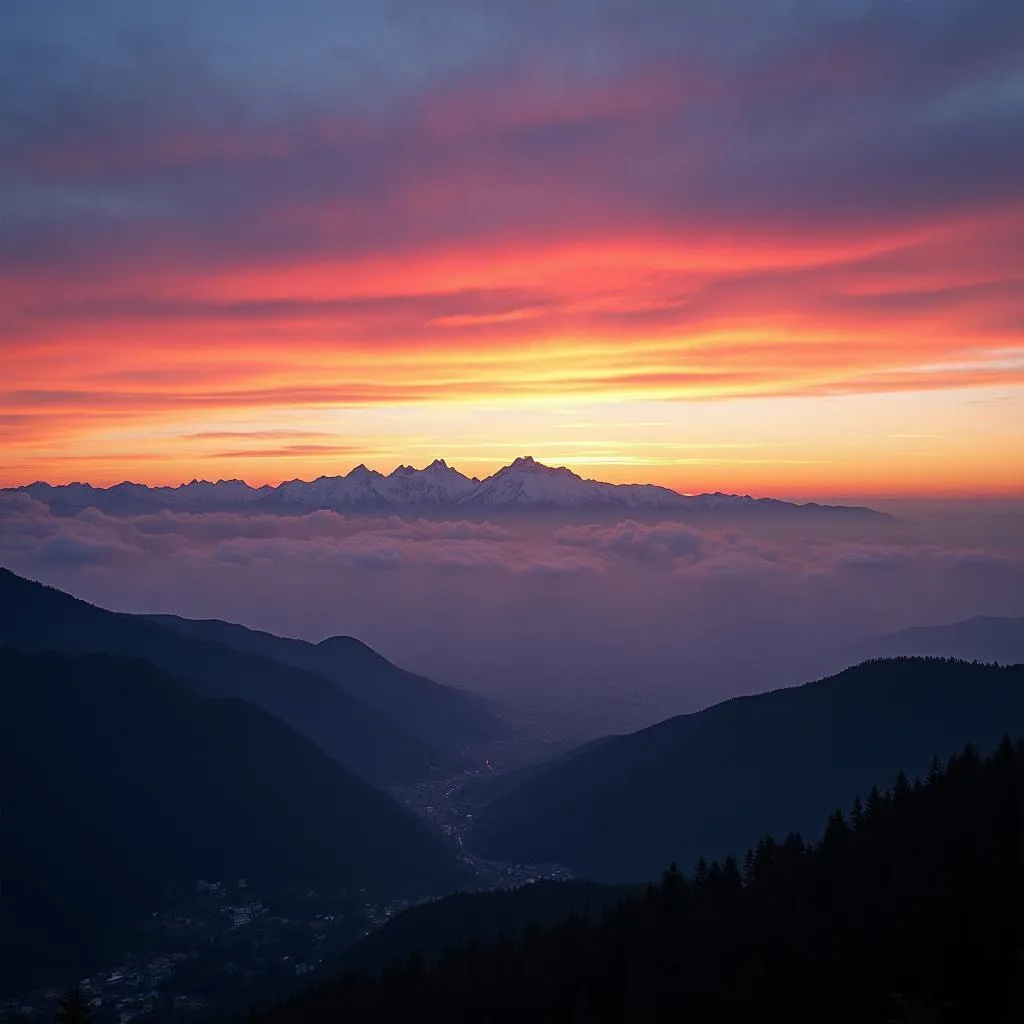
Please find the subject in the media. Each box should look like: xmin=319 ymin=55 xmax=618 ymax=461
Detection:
xmin=7 ymin=456 xmax=887 ymax=518
xmin=469 ymin=657 xmax=1024 ymax=881
xmin=0 ymin=568 xmax=505 ymax=786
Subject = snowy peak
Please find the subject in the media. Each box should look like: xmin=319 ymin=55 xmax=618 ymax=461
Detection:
xmin=458 ymin=457 xmax=687 ymax=509
xmin=272 ymin=470 xmax=384 ymax=508
xmin=346 ymin=464 xmax=383 ymax=479
xmin=504 ymin=455 xmax=573 ymax=477
xmin=375 ymin=460 xmax=478 ymax=506
xmin=263 ymin=460 xmax=479 ymax=510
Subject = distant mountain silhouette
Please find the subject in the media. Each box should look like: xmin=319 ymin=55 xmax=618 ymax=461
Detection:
xmin=6 ymin=478 xmax=273 ymax=516
xmin=7 ymin=458 xmax=888 ymax=518
xmin=471 ymin=658 xmax=1024 ymax=881
xmin=143 ymin=614 xmax=507 ymax=754
xmin=0 ymin=568 xmax=486 ymax=785
xmin=852 ymin=615 xmax=1024 ymax=666
xmin=0 ymin=647 xmax=462 ymax=994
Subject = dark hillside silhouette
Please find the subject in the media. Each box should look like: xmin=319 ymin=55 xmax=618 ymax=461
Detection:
xmin=0 ymin=647 xmax=461 ymax=995
xmin=336 ymin=880 xmax=637 ymax=976
xmin=143 ymin=613 xmax=506 ymax=752
xmin=0 ymin=568 xmax=475 ymax=784
xmin=473 ymin=658 xmax=1024 ymax=880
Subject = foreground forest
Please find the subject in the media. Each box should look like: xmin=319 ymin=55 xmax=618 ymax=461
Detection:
xmin=254 ymin=738 xmax=1023 ymax=1023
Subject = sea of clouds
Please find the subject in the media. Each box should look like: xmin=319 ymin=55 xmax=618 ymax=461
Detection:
xmin=3 ymin=492 xmax=1022 ymax=739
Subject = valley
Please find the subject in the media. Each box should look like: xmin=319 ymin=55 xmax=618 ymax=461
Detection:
xmin=2 ymin=570 xmax=1021 ymax=1024
xmin=4 ymin=4 xmax=1022 ymax=1018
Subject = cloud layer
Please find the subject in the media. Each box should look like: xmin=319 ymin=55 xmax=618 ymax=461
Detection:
xmin=4 ymin=497 xmax=1022 ymax=738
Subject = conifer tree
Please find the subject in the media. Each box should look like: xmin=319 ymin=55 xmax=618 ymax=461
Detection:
xmin=55 ymin=988 xmax=91 ymax=1024
xmin=866 ymin=784 xmax=884 ymax=820
xmin=892 ymin=770 xmax=912 ymax=804
xmin=721 ymin=855 xmax=743 ymax=893
xmin=850 ymin=795 xmax=865 ymax=829
xmin=692 ymin=857 xmax=709 ymax=888
xmin=660 ymin=862 xmax=686 ymax=903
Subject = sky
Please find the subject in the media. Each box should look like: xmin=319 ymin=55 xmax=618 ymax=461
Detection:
xmin=2 ymin=0 xmax=1023 ymax=497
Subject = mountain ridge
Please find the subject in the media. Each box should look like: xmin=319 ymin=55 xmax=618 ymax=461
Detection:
xmin=6 ymin=456 xmax=888 ymax=518
xmin=0 ymin=567 xmax=496 ymax=785
xmin=142 ymin=611 xmax=507 ymax=751
xmin=470 ymin=657 xmax=1024 ymax=881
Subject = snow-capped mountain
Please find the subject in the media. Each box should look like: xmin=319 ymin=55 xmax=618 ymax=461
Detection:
xmin=376 ymin=459 xmax=480 ymax=505
xmin=456 ymin=456 xmax=688 ymax=509
xmin=267 ymin=465 xmax=389 ymax=510
xmin=6 ymin=458 xmax=887 ymax=519
xmin=261 ymin=460 xmax=479 ymax=511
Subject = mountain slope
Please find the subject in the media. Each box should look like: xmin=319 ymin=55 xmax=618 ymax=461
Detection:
xmin=472 ymin=658 xmax=1024 ymax=881
xmin=0 ymin=647 xmax=462 ymax=994
xmin=0 ymin=568 xmax=461 ymax=785
xmin=144 ymin=613 xmax=508 ymax=751
xmin=853 ymin=615 xmax=1024 ymax=666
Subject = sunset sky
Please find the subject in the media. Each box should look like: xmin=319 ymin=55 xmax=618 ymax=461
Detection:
xmin=2 ymin=0 xmax=1022 ymax=497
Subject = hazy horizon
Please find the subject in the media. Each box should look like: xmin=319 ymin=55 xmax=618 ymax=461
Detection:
xmin=5 ymin=486 xmax=1022 ymax=741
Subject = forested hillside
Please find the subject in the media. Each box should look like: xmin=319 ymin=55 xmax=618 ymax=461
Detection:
xmin=473 ymin=657 xmax=1024 ymax=880
xmin=0 ymin=648 xmax=461 ymax=994
xmin=254 ymin=738 xmax=1024 ymax=1023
